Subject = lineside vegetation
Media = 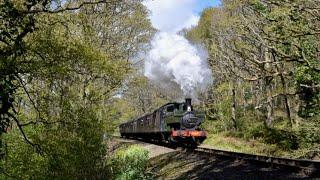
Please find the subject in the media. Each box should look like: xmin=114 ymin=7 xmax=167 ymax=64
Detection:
xmin=186 ymin=0 xmax=320 ymax=159
xmin=0 ymin=0 xmax=154 ymax=178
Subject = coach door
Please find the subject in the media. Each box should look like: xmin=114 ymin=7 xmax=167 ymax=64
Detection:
xmin=152 ymin=112 xmax=156 ymax=132
xmin=155 ymin=110 xmax=161 ymax=131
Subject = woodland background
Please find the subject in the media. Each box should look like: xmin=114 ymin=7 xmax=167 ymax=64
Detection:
xmin=185 ymin=0 xmax=320 ymax=158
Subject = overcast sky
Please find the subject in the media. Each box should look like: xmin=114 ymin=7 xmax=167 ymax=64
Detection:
xmin=143 ymin=0 xmax=220 ymax=32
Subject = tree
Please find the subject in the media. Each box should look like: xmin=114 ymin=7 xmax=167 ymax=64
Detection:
xmin=185 ymin=0 xmax=319 ymax=154
xmin=0 ymin=0 xmax=154 ymax=178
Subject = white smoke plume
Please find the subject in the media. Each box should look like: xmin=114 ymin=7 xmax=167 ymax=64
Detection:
xmin=143 ymin=0 xmax=213 ymax=98
xmin=145 ymin=32 xmax=212 ymax=97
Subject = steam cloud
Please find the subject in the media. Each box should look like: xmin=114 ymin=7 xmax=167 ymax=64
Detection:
xmin=145 ymin=32 xmax=212 ymax=97
xmin=143 ymin=0 xmax=212 ymax=98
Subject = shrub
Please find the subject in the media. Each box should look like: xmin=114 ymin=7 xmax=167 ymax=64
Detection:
xmin=249 ymin=126 xmax=299 ymax=150
xmin=109 ymin=145 xmax=150 ymax=180
xmin=0 ymin=105 xmax=110 ymax=179
xmin=297 ymin=117 xmax=320 ymax=147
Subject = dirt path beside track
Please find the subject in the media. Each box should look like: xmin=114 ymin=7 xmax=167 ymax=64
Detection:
xmin=108 ymin=137 xmax=176 ymax=158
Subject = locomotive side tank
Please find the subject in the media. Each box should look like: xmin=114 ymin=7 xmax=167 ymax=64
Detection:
xmin=119 ymin=98 xmax=207 ymax=146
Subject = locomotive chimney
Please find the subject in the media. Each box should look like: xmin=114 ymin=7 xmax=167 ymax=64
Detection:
xmin=185 ymin=98 xmax=192 ymax=111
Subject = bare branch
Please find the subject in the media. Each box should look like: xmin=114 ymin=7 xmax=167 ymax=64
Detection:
xmin=21 ymin=0 xmax=118 ymax=14
xmin=8 ymin=112 xmax=43 ymax=154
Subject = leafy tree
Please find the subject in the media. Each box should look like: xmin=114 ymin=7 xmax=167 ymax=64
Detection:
xmin=0 ymin=0 xmax=154 ymax=178
xmin=185 ymin=0 xmax=319 ymax=155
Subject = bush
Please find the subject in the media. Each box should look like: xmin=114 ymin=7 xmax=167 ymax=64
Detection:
xmin=247 ymin=125 xmax=299 ymax=150
xmin=0 ymin=128 xmax=48 ymax=179
xmin=297 ymin=117 xmax=320 ymax=147
xmin=0 ymin=105 xmax=110 ymax=179
xmin=109 ymin=145 xmax=150 ymax=180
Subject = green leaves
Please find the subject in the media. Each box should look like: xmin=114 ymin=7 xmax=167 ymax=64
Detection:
xmin=184 ymin=0 xmax=319 ymax=155
xmin=249 ymin=0 xmax=267 ymax=14
xmin=1 ymin=0 xmax=154 ymax=178
xmin=109 ymin=145 xmax=150 ymax=180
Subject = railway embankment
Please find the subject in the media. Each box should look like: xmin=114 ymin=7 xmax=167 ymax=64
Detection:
xmin=148 ymin=151 xmax=310 ymax=180
xmin=110 ymin=137 xmax=319 ymax=179
xmin=203 ymin=132 xmax=320 ymax=161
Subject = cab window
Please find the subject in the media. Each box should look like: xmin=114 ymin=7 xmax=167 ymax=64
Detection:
xmin=183 ymin=105 xmax=187 ymax=111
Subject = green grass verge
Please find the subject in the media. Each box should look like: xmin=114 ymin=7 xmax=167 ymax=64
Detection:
xmin=203 ymin=132 xmax=282 ymax=156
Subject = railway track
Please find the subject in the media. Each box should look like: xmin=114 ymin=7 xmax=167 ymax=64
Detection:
xmin=193 ymin=147 xmax=320 ymax=176
xmin=112 ymin=136 xmax=320 ymax=177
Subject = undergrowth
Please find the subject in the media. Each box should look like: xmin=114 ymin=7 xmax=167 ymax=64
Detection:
xmin=108 ymin=145 xmax=151 ymax=180
xmin=203 ymin=114 xmax=320 ymax=159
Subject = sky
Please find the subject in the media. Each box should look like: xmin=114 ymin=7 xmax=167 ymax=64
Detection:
xmin=194 ymin=1 xmax=221 ymax=14
xmin=143 ymin=0 xmax=219 ymax=98
xmin=143 ymin=0 xmax=221 ymax=32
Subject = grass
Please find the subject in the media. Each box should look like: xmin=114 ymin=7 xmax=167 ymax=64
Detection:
xmin=201 ymin=110 xmax=320 ymax=159
xmin=202 ymin=119 xmax=320 ymax=160
xmin=203 ymin=132 xmax=283 ymax=157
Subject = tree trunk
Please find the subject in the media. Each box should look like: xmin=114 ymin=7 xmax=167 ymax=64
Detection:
xmin=273 ymin=51 xmax=294 ymax=127
xmin=280 ymin=74 xmax=293 ymax=127
xmin=266 ymin=81 xmax=274 ymax=127
xmin=293 ymin=94 xmax=302 ymax=125
xmin=231 ymin=84 xmax=237 ymax=130
xmin=262 ymin=47 xmax=274 ymax=128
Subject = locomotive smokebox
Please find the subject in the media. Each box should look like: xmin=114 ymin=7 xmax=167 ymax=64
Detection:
xmin=186 ymin=98 xmax=192 ymax=111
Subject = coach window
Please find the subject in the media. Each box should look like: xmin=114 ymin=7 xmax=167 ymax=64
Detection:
xmin=167 ymin=105 xmax=174 ymax=112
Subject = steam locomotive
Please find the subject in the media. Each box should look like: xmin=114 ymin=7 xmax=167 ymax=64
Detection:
xmin=119 ymin=98 xmax=207 ymax=146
